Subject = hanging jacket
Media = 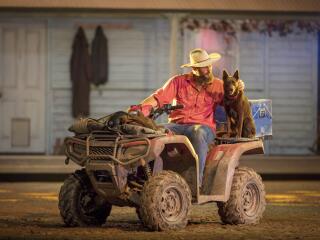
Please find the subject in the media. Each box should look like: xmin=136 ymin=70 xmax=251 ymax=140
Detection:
xmin=91 ymin=25 xmax=108 ymax=86
xmin=70 ymin=27 xmax=92 ymax=118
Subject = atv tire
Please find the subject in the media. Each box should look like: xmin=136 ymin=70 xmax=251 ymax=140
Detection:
xmin=217 ymin=167 xmax=266 ymax=225
xmin=136 ymin=207 xmax=142 ymax=222
xmin=139 ymin=170 xmax=191 ymax=231
xmin=58 ymin=169 xmax=112 ymax=227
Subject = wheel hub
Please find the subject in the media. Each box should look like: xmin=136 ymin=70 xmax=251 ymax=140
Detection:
xmin=79 ymin=190 xmax=97 ymax=215
xmin=160 ymin=187 xmax=183 ymax=222
xmin=243 ymin=182 xmax=260 ymax=217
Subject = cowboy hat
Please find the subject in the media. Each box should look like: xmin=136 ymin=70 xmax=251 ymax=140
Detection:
xmin=181 ymin=48 xmax=221 ymax=68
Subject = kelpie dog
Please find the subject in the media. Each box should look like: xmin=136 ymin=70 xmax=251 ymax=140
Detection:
xmin=222 ymin=70 xmax=256 ymax=138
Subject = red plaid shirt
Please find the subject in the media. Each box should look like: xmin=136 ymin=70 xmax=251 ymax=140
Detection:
xmin=153 ymin=73 xmax=224 ymax=132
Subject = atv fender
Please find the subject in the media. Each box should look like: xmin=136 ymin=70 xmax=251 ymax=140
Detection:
xmin=201 ymin=140 xmax=264 ymax=202
xmin=145 ymin=135 xmax=199 ymax=198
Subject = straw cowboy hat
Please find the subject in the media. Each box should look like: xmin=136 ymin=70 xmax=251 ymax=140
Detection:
xmin=181 ymin=48 xmax=221 ymax=68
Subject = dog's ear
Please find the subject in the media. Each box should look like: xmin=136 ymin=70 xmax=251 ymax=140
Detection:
xmin=233 ymin=70 xmax=239 ymax=80
xmin=222 ymin=70 xmax=229 ymax=81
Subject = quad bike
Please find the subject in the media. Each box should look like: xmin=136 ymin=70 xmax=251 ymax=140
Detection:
xmin=59 ymin=104 xmax=266 ymax=231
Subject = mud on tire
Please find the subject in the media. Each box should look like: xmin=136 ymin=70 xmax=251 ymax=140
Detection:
xmin=139 ymin=170 xmax=192 ymax=231
xmin=58 ymin=169 xmax=112 ymax=227
xmin=136 ymin=207 xmax=142 ymax=222
xmin=217 ymin=167 xmax=266 ymax=225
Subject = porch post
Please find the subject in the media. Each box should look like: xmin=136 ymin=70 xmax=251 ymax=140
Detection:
xmin=317 ymin=31 xmax=320 ymax=152
xmin=169 ymin=14 xmax=179 ymax=76
xmin=167 ymin=14 xmax=186 ymax=76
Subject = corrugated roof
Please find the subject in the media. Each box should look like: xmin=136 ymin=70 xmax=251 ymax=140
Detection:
xmin=0 ymin=0 xmax=319 ymax=12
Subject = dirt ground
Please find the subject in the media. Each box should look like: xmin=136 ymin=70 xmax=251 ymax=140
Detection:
xmin=0 ymin=181 xmax=319 ymax=240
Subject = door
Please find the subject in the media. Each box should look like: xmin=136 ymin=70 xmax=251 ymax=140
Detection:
xmin=0 ymin=22 xmax=46 ymax=153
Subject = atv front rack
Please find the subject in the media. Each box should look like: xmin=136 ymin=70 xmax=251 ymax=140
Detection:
xmin=65 ymin=131 xmax=151 ymax=166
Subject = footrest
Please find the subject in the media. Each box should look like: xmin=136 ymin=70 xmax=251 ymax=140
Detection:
xmin=215 ymin=137 xmax=260 ymax=145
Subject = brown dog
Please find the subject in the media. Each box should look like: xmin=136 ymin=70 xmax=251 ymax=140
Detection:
xmin=222 ymin=70 xmax=256 ymax=138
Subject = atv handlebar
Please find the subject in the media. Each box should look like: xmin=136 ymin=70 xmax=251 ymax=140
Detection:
xmin=164 ymin=103 xmax=184 ymax=111
xmin=149 ymin=103 xmax=184 ymax=120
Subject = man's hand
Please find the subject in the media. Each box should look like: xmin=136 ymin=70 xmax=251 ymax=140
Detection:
xmin=128 ymin=104 xmax=153 ymax=117
xmin=239 ymin=79 xmax=245 ymax=91
xmin=128 ymin=105 xmax=142 ymax=113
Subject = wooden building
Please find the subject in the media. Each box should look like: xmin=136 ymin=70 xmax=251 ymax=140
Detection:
xmin=0 ymin=0 xmax=319 ymax=154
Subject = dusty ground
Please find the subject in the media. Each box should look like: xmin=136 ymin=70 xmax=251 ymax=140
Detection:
xmin=0 ymin=181 xmax=319 ymax=240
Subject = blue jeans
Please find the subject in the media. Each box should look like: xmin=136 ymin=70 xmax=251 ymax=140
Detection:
xmin=163 ymin=123 xmax=215 ymax=186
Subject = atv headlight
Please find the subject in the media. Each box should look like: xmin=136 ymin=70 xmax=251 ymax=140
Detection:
xmin=117 ymin=140 xmax=150 ymax=164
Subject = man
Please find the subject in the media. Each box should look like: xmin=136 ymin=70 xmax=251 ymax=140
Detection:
xmin=134 ymin=48 xmax=244 ymax=186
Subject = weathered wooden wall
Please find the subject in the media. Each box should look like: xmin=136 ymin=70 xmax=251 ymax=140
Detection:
xmin=239 ymin=32 xmax=317 ymax=154
xmin=48 ymin=17 xmax=318 ymax=154
xmin=47 ymin=17 xmax=170 ymax=153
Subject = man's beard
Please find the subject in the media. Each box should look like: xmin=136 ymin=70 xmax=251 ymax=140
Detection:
xmin=194 ymin=72 xmax=214 ymax=85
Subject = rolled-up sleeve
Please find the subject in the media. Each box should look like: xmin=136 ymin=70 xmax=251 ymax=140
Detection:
xmin=153 ymin=76 xmax=178 ymax=107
